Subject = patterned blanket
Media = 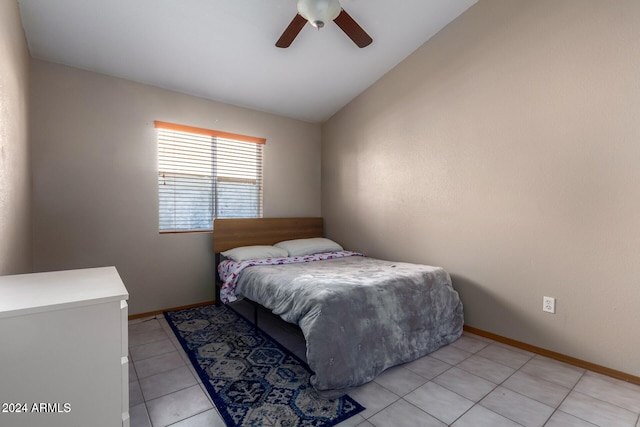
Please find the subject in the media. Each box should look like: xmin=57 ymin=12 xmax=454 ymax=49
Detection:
xmin=218 ymin=251 xmax=362 ymax=303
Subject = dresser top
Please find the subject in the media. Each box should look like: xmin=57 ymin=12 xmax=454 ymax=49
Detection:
xmin=0 ymin=266 xmax=129 ymax=319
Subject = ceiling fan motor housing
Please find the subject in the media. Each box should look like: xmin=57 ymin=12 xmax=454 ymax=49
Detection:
xmin=297 ymin=0 xmax=342 ymax=29
xmin=276 ymin=0 xmax=372 ymax=48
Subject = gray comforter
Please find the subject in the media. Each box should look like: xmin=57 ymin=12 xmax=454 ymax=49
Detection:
xmin=234 ymin=255 xmax=463 ymax=397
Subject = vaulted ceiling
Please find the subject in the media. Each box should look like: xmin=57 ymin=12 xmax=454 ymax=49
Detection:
xmin=18 ymin=0 xmax=477 ymax=122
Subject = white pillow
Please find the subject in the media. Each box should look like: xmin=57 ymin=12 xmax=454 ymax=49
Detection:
xmin=274 ymin=237 xmax=343 ymax=257
xmin=221 ymin=245 xmax=288 ymax=262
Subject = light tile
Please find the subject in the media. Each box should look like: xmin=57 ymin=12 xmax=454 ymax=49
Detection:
xmin=347 ymin=380 xmax=400 ymax=419
xmin=451 ymin=335 xmax=490 ymax=353
xmin=136 ymin=301 xmax=640 ymax=427
xmin=129 ymin=361 xmax=138 ymax=382
xmin=368 ymin=398 xmax=446 ymax=427
xmin=187 ymin=362 xmax=203 ymax=384
xmin=433 ymin=367 xmax=496 ymax=402
xmin=476 ymin=343 xmax=532 ymax=369
xmin=480 ymin=386 xmax=554 ymax=427
xmin=545 ymin=410 xmax=599 ymax=427
xmin=129 ymin=318 xmax=163 ymax=333
xmin=129 ymin=402 xmax=151 ymax=427
xmin=451 ymin=404 xmax=522 ymax=427
xmin=462 ymin=331 xmax=495 ymax=343
xmin=501 ymin=370 xmax=570 ymax=408
xmin=519 ymin=356 xmax=584 ymax=389
xmin=404 ymin=381 xmax=474 ymax=425
xmin=404 ymin=355 xmax=451 ymax=380
xmin=129 ymin=380 xmax=144 ymax=407
xmin=462 ymin=332 xmax=493 ymax=344
xmin=157 ymin=316 xmax=170 ymax=328
xmin=130 ymin=338 xmax=177 ymax=362
xmin=129 ymin=327 xmax=170 ymax=347
xmin=574 ymin=371 xmax=640 ymax=413
xmin=168 ymin=333 xmax=182 ymax=348
xmin=129 ymin=315 xmax=157 ymax=325
xmin=335 ymin=413 xmax=366 ymax=427
xmin=493 ymin=341 xmax=535 ymax=357
xmin=134 ymin=351 xmax=186 ymax=379
xmin=174 ymin=344 xmax=193 ymax=364
xmin=139 ymin=365 xmax=198 ymax=401
xmin=373 ymin=365 xmax=428 ymax=396
xmin=146 ymin=385 xmax=213 ymax=427
xmin=429 ymin=345 xmax=472 ymax=365
xmin=199 ymin=383 xmax=213 ymax=406
xmin=559 ymin=391 xmax=638 ymax=427
xmin=169 ymin=408 xmax=226 ymax=427
xmin=457 ymin=355 xmax=515 ymax=384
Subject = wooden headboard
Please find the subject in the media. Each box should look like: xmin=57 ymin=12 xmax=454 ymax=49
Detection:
xmin=213 ymin=217 xmax=324 ymax=253
xmin=213 ymin=217 xmax=323 ymax=305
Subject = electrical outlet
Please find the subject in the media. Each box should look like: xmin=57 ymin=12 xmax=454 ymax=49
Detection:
xmin=543 ymin=296 xmax=556 ymax=313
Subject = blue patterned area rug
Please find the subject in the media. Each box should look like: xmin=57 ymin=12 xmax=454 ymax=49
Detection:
xmin=164 ymin=304 xmax=364 ymax=427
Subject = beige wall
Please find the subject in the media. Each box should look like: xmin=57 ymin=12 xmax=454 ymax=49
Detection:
xmin=0 ymin=0 xmax=32 ymax=275
xmin=322 ymin=0 xmax=640 ymax=377
xmin=30 ymin=60 xmax=321 ymax=315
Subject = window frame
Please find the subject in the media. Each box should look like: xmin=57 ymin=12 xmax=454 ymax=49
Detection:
xmin=155 ymin=121 xmax=265 ymax=234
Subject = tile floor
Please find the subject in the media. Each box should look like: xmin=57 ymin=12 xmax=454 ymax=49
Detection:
xmin=128 ymin=301 xmax=640 ymax=427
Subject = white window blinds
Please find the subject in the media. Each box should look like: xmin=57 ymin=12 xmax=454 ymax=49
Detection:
xmin=155 ymin=121 xmax=265 ymax=233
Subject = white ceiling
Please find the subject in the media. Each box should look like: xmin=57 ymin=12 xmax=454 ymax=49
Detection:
xmin=18 ymin=0 xmax=477 ymax=123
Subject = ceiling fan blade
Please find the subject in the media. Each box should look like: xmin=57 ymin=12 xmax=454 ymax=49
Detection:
xmin=276 ymin=14 xmax=307 ymax=48
xmin=333 ymin=9 xmax=372 ymax=48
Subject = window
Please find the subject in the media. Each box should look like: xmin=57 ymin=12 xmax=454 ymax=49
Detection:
xmin=155 ymin=121 xmax=265 ymax=233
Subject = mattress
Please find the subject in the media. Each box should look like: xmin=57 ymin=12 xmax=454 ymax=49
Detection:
xmin=220 ymin=253 xmax=464 ymax=397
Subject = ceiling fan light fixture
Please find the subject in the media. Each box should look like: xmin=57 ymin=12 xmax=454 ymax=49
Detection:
xmin=297 ymin=0 xmax=341 ymax=29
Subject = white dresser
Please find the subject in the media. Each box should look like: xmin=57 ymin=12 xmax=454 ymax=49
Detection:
xmin=0 ymin=267 xmax=130 ymax=427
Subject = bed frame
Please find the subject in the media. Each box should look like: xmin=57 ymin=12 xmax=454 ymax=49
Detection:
xmin=213 ymin=217 xmax=324 ymax=313
xmin=213 ymin=217 xmax=324 ymax=254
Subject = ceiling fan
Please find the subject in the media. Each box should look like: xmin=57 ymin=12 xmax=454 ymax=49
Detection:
xmin=276 ymin=0 xmax=373 ymax=48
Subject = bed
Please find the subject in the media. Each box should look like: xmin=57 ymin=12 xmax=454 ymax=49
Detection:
xmin=213 ymin=217 xmax=464 ymax=397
